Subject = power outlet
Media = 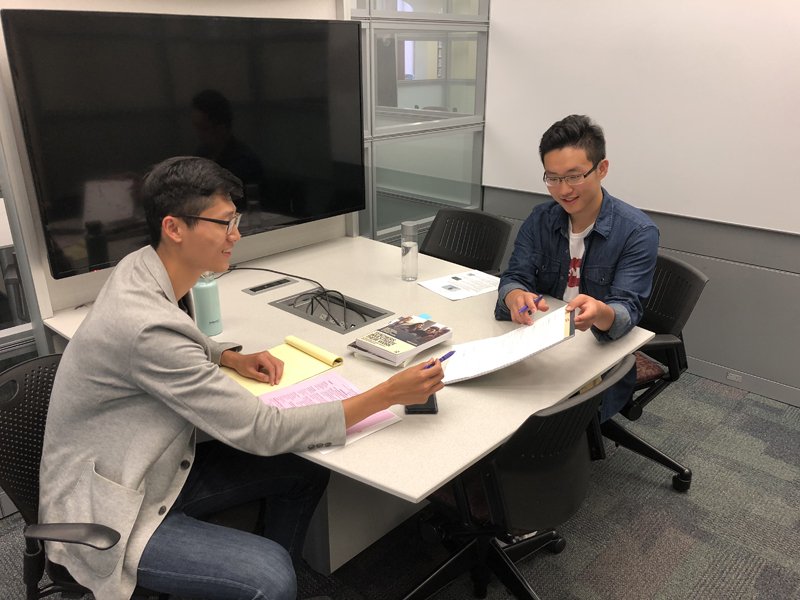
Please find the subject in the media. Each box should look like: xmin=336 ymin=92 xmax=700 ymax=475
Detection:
xmin=726 ymin=372 xmax=743 ymax=383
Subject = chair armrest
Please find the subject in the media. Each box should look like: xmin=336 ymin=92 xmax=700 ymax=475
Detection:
xmin=641 ymin=333 xmax=685 ymax=380
xmin=24 ymin=523 xmax=120 ymax=551
xmin=642 ymin=333 xmax=682 ymax=350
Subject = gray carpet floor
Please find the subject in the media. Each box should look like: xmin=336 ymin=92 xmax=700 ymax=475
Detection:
xmin=2 ymin=373 xmax=799 ymax=599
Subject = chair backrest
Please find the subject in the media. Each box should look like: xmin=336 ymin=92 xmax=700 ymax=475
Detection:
xmin=640 ymin=251 xmax=709 ymax=337
xmin=488 ymin=354 xmax=636 ymax=532
xmin=0 ymin=354 xmax=61 ymax=525
xmin=419 ymin=208 xmax=512 ymax=274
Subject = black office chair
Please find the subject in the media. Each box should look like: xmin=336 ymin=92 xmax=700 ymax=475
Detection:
xmin=601 ymin=251 xmax=709 ymax=491
xmin=404 ymin=355 xmax=637 ymax=600
xmin=0 ymin=354 xmax=163 ymax=600
xmin=419 ymin=208 xmax=512 ymax=276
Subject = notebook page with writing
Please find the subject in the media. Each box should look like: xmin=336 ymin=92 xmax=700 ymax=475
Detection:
xmin=442 ymin=306 xmax=575 ymax=384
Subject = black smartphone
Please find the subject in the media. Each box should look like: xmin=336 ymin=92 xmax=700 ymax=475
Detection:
xmin=405 ymin=394 xmax=438 ymax=414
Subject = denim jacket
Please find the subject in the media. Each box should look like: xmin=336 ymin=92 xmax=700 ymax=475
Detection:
xmin=496 ymin=189 xmax=659 ymax=342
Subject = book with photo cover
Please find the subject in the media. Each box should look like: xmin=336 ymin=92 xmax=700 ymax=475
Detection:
xmin=352 ymin=315 xmax=452 ymax=366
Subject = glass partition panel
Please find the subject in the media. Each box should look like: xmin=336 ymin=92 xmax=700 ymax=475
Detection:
xmin=371 ymin=0 xmax=486 ymax=18
xmin=360 ymin=23 xmax=371 ymax=138
xmin=359 ymin=144 xmax=374 ymax=238
xmin=0 ymin=202 xmax=31 ymax=331
xmin=373 ymin=127 xmax=483 ymax=234
xmin=373 ymin=27 xmax=486 ymax=131
xmin=351 ymin=0 xmax=370 ymax=18
xmin=0 ymin=199 xmax=37 ymax=378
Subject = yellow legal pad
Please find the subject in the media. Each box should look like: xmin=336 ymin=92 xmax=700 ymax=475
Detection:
xmin=222 ymin=335 xmax=343 ymax=396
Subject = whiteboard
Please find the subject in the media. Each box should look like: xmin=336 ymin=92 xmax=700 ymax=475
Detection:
xmin=483 ymin=1 xmax=800 ymax=235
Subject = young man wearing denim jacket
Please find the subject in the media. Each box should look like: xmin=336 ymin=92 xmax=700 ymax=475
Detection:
xmin=495 ymin=115 xmax=659 ymax=421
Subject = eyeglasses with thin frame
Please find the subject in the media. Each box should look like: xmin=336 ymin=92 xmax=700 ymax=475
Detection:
xmin=175 ymin=213 xmax=242 ymax=235
xmin=543 ymin=162 xmax=600 ymax=187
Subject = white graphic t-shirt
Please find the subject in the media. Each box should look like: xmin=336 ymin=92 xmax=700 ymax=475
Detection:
xmin=563 ymin=223 xmax=593 ymax=303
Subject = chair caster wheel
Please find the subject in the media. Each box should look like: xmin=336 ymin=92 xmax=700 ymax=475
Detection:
xmin=548 ymin=537 xmax=566 ymax=554
xmin=672 ymin=470 xmax=692 ymax=492
xmin=620 ymin=403 xmax=643 ymax=421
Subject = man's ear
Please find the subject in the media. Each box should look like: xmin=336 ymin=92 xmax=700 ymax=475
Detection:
xmin=161 ymin=215 xmax=184 ymax=244
xmin=597 ymin=158 xmax=610 ymax=180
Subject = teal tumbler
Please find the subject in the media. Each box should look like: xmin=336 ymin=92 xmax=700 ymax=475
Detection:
xmin=192 ymin=272 xmax=223 ymax=336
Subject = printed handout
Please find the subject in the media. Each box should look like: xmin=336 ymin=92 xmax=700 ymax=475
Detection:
xmin=442 ymin=306 xmax=575 ymax=384
xmin=259 ymin=371 xmax=400 ymax=452
xmin=418 ymin=270 xmax=500 ymax=300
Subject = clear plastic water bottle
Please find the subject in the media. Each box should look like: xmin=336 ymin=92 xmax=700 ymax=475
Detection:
xmin=400 ymin=221 xmax=418 ymax=281
xmin=192 ymin=272 xmax=223 ymax=336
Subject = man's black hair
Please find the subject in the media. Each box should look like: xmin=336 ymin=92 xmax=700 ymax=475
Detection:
xmin=539 ymin=114 xmax=606 ymax=165
xmin=141 ymin=156 xmax=243 ymax=248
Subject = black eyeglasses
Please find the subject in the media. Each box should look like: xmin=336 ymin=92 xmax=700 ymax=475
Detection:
xmin=543 ymin=162 xmax=600 ymax=187
xmin=176 ymin=213 xmax=242 ymax=235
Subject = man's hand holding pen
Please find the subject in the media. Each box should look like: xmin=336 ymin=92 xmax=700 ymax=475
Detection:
xmin=505 ymin=289 xmax=549 ymax=325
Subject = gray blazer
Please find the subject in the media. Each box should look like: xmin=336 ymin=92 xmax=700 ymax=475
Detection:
xmin=39 ymin=246 xmax=346 ymax=600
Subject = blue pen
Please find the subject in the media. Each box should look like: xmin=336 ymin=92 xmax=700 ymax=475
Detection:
xmin=518 ymin=294 xmax=544 ymax=314
xmin=425 ymin=350 xmax=455 ymax=368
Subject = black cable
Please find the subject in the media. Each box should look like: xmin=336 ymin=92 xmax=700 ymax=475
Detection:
xmin=218 ymin=266 xmax=324 ymax=292
xmin=223 ymin=265 xmax=370 ymax=330
xmin=291 ymin=289 xmax=341 ymax=327
xmin=310 ymin=293 xmax=343 ymax=328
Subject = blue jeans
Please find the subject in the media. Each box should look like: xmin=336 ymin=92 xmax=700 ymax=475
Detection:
xmin=137 ymin=441 xmax=329 ymax=600
xmin=599 ymin=361 xmax=637 ymax=423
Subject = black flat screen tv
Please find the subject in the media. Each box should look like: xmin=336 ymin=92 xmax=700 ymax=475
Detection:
xmin=2 ymin=9 xmax=365 ymax=279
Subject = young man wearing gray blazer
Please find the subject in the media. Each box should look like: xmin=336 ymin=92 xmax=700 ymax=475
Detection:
xmin=39 ymin=156 xmax=445 ymax=600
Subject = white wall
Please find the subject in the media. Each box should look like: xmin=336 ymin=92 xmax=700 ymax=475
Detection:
xmin=483 ymin=0 xmax=800 ymax=235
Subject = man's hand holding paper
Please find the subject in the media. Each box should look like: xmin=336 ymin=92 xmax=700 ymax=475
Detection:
xmin=566 ymin=294 xmax=615 ymax=332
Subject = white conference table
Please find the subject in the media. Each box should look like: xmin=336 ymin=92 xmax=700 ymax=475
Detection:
xmin=44 ymin=235 xmax=654 ymax=572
